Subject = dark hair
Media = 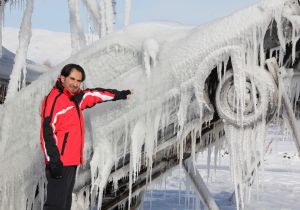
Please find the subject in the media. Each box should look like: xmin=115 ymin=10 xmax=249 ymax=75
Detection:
xmin=60 ymin=64 xmax=86 ymax=82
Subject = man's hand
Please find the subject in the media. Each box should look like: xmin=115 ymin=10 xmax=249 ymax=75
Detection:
xmin=49 ymin=160 xmax=63 ymax=179
xmin=126 ymin=89 xmax=134 ymax=99
xmin=113 ymin=90 xmax=132 ymax=100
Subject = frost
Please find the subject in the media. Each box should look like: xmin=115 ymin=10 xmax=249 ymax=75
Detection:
xmin=142 ymin=38 xmax=159 ymax=77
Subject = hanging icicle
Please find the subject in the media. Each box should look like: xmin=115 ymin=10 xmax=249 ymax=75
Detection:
xmin=68 ymin=0 xmax=86 ymax=54
xmin=99 ymin=0 xmax=106 ymax=37
xmin=5 ymin=0 xmax=34 ymax=102
xmin=82 ymin=0 xmax=103 ymax=37
xmin=124 ymin=0 xmax=131 ymax=26
xmin=112 ymin=0 xmax=117 ymax=21
xmin=0 ymin=0 xmax=6 ymax=58
xmin=81 ymin=0 xmax=122 ymax=37
xmin=104 ymin=0 xmax=114 ymax=34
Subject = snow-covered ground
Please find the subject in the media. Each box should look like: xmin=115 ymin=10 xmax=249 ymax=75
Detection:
xmin=141 ymin=123 xmax=300 ymax=210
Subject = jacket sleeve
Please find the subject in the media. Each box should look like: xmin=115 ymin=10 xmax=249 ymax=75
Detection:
xmin=40 ymin=93 xmax=62 ymax=163
xmin=77 ymin=88 xmax=131 ymax=110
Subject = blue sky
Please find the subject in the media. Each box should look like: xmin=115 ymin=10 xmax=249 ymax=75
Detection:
xmin=4 ymin=0 xmax=258 ymax=32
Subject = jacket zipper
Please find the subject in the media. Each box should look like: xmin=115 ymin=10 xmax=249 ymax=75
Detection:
xmin=61 ymin=132 xmax=69 ymax=155
xmin=74 ymin=102 xmax=83 ymax=163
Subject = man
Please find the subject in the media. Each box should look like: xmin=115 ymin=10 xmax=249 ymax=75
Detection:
xmin=40 ymin=64 xmax=131 ymax=210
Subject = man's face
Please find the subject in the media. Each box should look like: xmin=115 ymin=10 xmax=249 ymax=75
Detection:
xmin=61 ymin=69 xmax=83 ymax=94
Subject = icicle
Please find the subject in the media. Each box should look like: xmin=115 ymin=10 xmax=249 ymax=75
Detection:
xmin=176 ymin=86 xmax=193 ymax=164
xmin=82 ymin=0 xmax=103 ymax=37
xmin=99 ymin=0 xmax=106 ymax=37
xmin=104 ymin=0 xmax=114 ymax=34
xmin=21 ymin=64 xmax=27 ymax=88
xmin=217 ymin=62 xmax=223 ymax=83
xmin=128 ymin=119 xmax=146 ymax=209
xmin=191 ymin=129 xmax=197 ymax=168
xmin=252 ymin=26 xmax=258 ymax=66
xmin=224 ymin=118 xmax=267 ymax=209
xmin=124 ymin=0 xmax=131 ymax=26
xmin=0 ymin=1 xmax=4 ymax=58
xmin=144 ymin=108 xmax=161 ymax=182
xmin=89 ymin=132 xmax=117 ymax=210
xmin=122 ymin=122 xmax=130 ymax=164
xmin=231 ymin=49 xmax=247 ymax=126
xmin=274 ymin=6 xmax=287 ymax=56
xmin=288 ymin=18 xmax=300 ymax=65
xmin=259 ymin=34 xmax=266 ymax=68
xmin=5 ymin=0 xmax=34 ymax=102
xmin=68 ymin=0 xmax=86 ymax=54
xmin=131 ymin=119 xmax=146 ymax=183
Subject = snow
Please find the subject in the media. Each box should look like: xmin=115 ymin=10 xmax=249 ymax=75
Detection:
xmin=0 ymin=0 xmax=299 ymax=210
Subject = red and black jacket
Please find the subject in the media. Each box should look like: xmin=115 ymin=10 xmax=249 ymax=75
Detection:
xmin=40 ymin=80 xmax=130 ymax=166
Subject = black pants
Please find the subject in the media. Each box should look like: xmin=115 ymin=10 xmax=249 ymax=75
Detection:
xmin=43 ymin=166 xmax=77 ymax=210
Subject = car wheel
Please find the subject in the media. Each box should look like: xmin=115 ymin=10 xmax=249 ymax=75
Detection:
xmin=215 ymin=68 xmax=277 ymax=127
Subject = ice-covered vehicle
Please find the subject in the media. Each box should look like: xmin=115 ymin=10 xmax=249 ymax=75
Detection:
xmin=0 ymin=0 xmax=300 ymax=210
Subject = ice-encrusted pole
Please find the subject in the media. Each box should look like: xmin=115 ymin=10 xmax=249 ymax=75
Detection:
xmin=68 ymin=0 xmax=86 ymax=54
xmin=5 ymin=0 xmax=34 ymax=102
xmin=82 ymin=0 xmax=103 ymax=37
xmin=124 ymin=0 xmax=131 ymax=26
xmin=266 ymin=57 xmax=300 ymax=155
xmin=82 ymin=0 xmax=117 ymax=38
xmin=183 ymin=159 xmax=220 ymax=210
xmin=104 ymin=0 xmax=114 ymax=34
